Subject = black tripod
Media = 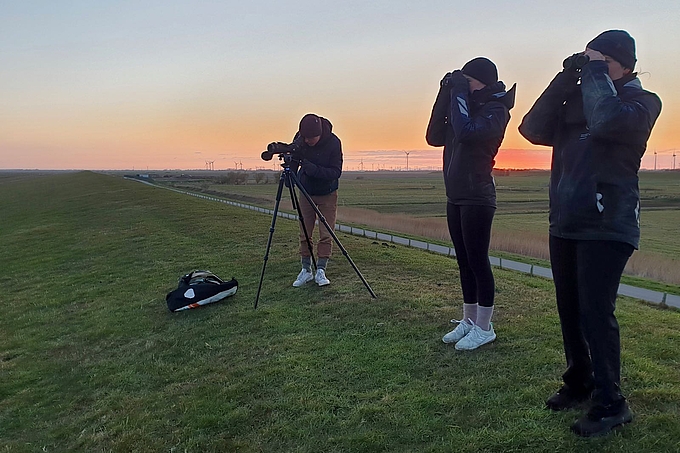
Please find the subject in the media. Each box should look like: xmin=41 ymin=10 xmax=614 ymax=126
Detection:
xmin=254 ymin=153 xmax=377 ymax=308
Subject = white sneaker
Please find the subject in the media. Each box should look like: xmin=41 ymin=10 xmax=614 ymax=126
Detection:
xmin=442 ymin=319 xmax=473 ymax=344
xmin=293 ymin=268 xmax=314 ymax=287
xmin=315 ymin=269 xmax=330 ymax=286
xmin=455 ymin=322 xmax=496 ymax=351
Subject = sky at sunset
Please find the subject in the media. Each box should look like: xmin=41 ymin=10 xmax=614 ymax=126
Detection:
xmin=2 ymin=1 xmax=679 ymax=171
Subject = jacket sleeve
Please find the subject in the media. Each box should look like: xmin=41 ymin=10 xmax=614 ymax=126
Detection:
xmin=518 ymin=71 xmax=578 ymax=146
xmin=425 ymin=85 xmax=450 ymax=147
xmin=302 ymin=137 xmax=343 ymax=181
xmin=580 ymin=61 xmax=662 ymax=145
xmin=449 ymin=86 xmax=509 ymax=143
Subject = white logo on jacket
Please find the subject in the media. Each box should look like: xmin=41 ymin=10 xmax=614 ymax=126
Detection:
xmin=457 ymin=97 xmax=469 ymax=117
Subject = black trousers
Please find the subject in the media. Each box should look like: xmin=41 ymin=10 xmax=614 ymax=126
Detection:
xmin=446 ymin=203 xmax=496 ymax=307
xmin=549 ymin=235 xmax=634 ymax=408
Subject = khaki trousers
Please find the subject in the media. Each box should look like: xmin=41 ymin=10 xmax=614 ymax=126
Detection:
xmin=297 ymin=191 xmax=338 ymax=259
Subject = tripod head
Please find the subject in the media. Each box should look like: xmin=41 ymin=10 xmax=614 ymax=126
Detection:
xmin=278 ymin=151 xmax=302 ymax=170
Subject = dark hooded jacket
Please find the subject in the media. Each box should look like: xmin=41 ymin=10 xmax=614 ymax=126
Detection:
xmin=426 ymin=75 xmax=516 ymax=207
xmin=291 ymin=117 xmax=343 ymax=196
xmin=518 ymin=61 xmax=661 ymax=248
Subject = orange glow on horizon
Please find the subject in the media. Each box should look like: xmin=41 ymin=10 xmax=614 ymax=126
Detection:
xmin=1 ymin=90 xmax=677 ymax=171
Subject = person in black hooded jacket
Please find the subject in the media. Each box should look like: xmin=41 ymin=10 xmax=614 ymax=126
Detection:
xmin=426 ymin=57 xmax=515 ymax=351
xmin=289 ymin=113 xmax=343 ymax=288
xmin=519 ymin=30 xmax=661 ymax=437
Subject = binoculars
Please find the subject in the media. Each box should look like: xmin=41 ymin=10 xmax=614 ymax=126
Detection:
xmin=563 ymin=53 xmax=590 ymax=71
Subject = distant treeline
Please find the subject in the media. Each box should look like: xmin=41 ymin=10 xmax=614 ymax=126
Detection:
xmin=125 ymin=172 xmax=274 ymax=185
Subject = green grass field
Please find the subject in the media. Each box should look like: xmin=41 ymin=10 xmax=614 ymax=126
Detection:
xmin=1 ymin=171 xmax=679 ymax=452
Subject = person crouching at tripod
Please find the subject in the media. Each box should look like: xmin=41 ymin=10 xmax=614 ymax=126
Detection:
xmin=291 ymin=113 xmax=343 ymax=288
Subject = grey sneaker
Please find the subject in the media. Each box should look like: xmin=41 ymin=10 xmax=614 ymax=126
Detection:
xmin=455 ymin=322 xmax=496 ymax=350
xmin=442 ymin=319 xmax=473 ymax=344
xmin=293 ymin=268 xmax=314 ymax=287
xmin=315 ymin=269 xmax=330 ymax=286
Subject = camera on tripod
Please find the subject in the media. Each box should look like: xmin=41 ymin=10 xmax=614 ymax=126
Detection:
xmin=261 ymin=138 xmax=304 ymax=162
xmin=563 ymin=53 xmax=590 ymax=71
xmin=254 ymin=134 xmax=376 ymax=308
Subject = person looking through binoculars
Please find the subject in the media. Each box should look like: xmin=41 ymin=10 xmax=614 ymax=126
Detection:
xmin=281 ymin=113 xmax=343 ymax=287
xmin=519 ymin=30 xmax=662 ymax=437
xmin=426 ymin=57 xmax=516 ymax=351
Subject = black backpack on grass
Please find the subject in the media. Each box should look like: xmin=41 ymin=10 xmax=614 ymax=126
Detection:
xmin=166 ymin=270 xmax=238 ymax=312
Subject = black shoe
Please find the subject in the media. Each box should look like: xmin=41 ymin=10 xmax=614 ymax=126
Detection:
xmin=570 ymin=403 xmax=633 ymax=437
xmin=546 ymin=385 xmax=592 ymax=411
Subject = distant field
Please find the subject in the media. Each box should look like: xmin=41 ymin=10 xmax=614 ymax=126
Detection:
xmin=145 ymin=169 xmax=680 ymax=285
xmin=1 ymin=171 xmax=679 ymax=452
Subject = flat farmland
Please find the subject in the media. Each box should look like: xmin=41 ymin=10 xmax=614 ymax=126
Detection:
xmin=148 ymin=169 xmax=680 ymax=285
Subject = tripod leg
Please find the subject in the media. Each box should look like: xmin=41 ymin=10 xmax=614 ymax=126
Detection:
xmin=254 ymin=172 xmax=287 ymax=309
xmin=289 ymin=182 xmax=317 ymax=271
xmin=289 ymin=171 xmax=377 ymax=298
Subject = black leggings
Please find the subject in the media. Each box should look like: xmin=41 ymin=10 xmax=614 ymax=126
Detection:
xmin=446 ymin=203 xmax=496 ymax=307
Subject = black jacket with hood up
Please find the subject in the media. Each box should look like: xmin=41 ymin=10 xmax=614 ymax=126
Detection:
xmin=426 ymin=73 xmax=515 ymax=207
xmin=291 ymin=117 xmax=343 ymax=196
xmin=519 ymin=61 xmax=661 ymax=248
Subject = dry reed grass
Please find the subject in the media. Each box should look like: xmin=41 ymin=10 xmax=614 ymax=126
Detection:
xmin=336 ymin=207 xmax=450 ymax=242
xmin=626 ymin=252 xmax=680 ymax=284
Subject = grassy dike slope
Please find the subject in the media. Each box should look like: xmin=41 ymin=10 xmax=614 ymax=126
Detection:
xmin=0 ymin=171 xmax=678 ymax=452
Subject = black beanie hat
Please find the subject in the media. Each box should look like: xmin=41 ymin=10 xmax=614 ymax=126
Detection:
xmin=587 ymin=30 xmax=637 ymax=69
xmin=299 ymin=113 xmax=323 ymax=138
xmin=462 ymin=57 xmax=498 ymax=87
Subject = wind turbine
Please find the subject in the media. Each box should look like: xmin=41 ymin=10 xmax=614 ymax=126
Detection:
xmin=654 ymin=150 xmax=657 ymax=170
xmin=404 ymin=151 xmax=411 ymax=171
